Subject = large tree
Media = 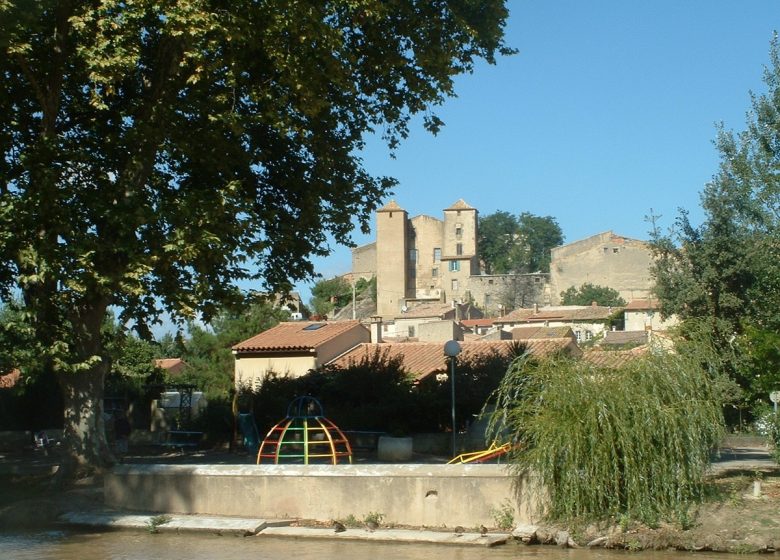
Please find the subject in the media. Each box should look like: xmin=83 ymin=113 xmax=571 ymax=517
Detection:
xmin=0 ymin=1 xmax=512 ymax=474
xmin=478 ymin=211 xmax=563 ymax=274
xmin=651 ymin=37 xmax=780 ymax=412
xmin=560 ymin=283 xmax=626 ymax=307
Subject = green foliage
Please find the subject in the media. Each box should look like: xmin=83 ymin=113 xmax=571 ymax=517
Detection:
xmin=0 ymin=0 xmax=512 ymax=470
xmin=147 ymin=514 xmax=171 ymax=534
xmin=310 ymin=277 xmax=352 ymax=317
xmin=650 ymin=38 xmax=780 ymax=415
xmin=182 ymin=301 xmax=289 ymax=399
xmin=490 ymin=500 xmax=515 ymax=530
xmin=560 ymin=283 xmax=627 ymax=307
xmin=363 ymin=511 xmax=384 ymax=526
xmin=488 ymin=345 xmax=725 ymax=523
xmin=478 ymin=211 xmax=563 ymax=274
xmin=239 ymin=345 xmax=516 ymax=437
xmin=478 ymin=211 xmax=523 ymax=274
xmin=517 ymin=212 xmax=564 ymax=273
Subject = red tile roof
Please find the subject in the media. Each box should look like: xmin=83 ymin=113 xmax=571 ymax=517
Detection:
xmin=0 ymin=368 xmax=20 ymax=389
xmin=329 ymin=339 xmax=581 ymax=381
xmin=511 ymin=326 xmax=575 ymax=340
xmin=496 ymin=305 xmax=621 ymax=323
xmin=154 ymin=358 xmax=188 ymax=375
xmin=460 ymin=319 xmax=494 ymax=328
xmin=233 ymin=321 xmax=366 ymax=353
xmin=582 ymin=346 xmax=648 ymax=368
xmin=625 ymin=299 xmax=661 ymax=310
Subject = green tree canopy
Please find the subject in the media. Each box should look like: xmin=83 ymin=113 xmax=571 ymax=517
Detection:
xmin=309 ymin=277 xmax=352 ymax=317
xmin=0 ymin=0 xmax=512 ymax=473
xmin=478 ymin=211 xmax=522 ymax=274
xmin=650 ymin=37 xmax=780 ymax=415
xmin=560 ymin=283 xmax=626 ymax=307
xmin=182 ymin=300 xmax=289 ymax=398
xmin=478 ymin=211 xmax=563 ymax=274
xmin=517 ymin=212 xmax=563 ymax=273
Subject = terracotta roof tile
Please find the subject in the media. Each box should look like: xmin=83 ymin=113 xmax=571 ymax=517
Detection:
xmin=233 ymin=321 xmax=366 ymax=353
xmin=582 ymin=346 xmax=648 ymax=368
xmin=625 ymin=299 xmax=660 ymax=310
xmin=0 ymin=368 xmax=20 ymax=389
xmin=329 ymin=339 xmax=581 ymax=381
xmin=154 ymin=358 xmax=188 ymax=375
xmin=511 ymin=326 xmax=575 ymax=340
xmin=602 ymin=331 xmax=648 ymax=345
xmin=460 ymin=319 xmax=494 ymax=328
xmin=496 ymin=305 xmax=621 ymax=323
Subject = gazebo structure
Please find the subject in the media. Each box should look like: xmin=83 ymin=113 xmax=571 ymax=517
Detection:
xmin=257 ymin=396 xmax=353 ymax=465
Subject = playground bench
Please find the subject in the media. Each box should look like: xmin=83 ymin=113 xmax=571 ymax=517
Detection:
xmin=162 ymin=430 xmax=203 ymax=449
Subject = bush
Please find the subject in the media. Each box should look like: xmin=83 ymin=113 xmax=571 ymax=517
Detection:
xmin=488 ymin=347 xmax=725 ymax=524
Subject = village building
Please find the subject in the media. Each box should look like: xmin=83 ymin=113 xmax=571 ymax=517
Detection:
xmin=493 ymin=303 xmax=621 ymax=343
xmin=549 ymin=231 xmax=655 ymax=305
xmin=623 ymin=298 xmax=679 ymax=331
xmin=350 ymin=200 xmax=655 ymax=320
xmin=232 ymin=320 xmax=370 ymax=388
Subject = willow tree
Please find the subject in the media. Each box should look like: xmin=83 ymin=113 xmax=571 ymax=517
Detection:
xmin=488 ymin=349 xmax=724 ymax=523
xmin=0 ymin=1 xmax=512 ymax=474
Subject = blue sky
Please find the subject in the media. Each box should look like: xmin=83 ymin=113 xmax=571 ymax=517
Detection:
xmin=294 ymin=1 xmax=780 ymax=304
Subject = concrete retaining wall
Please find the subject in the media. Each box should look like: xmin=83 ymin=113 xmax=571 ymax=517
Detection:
xmin=105 ymin=464 xmax=541 ymax=527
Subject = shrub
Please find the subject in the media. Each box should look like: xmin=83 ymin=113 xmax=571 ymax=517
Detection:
xmin=488 ymin=346 xmax=725 ymax=523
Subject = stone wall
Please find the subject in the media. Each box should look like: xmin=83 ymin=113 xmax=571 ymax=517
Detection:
xmin=105 ymin=463 xmax=542 ymax=527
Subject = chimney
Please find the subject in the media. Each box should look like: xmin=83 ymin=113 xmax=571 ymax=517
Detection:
xmin=369 ymin=316 xmax=383 ymax=343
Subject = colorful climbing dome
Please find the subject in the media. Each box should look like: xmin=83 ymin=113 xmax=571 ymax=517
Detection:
xmin=257 ymin=396 xmax=353 ymax=465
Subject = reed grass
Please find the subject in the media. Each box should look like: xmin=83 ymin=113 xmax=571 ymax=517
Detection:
xmin=488 ymin=347 xmax=725 ymax=523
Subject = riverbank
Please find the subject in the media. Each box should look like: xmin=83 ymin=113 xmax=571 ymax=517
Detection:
xmin=1 ymin=443 xmax=778 ymax=553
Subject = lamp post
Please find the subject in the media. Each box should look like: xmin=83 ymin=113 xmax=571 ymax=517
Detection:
xmin=443 ymin=340 xmax=462 ymax=458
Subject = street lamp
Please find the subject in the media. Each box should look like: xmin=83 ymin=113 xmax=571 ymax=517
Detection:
xmin=443 ymin=340 xmax=462 ymax=458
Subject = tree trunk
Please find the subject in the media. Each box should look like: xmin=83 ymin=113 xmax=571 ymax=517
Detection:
xmin=57 ymin=296 xmax=114 ymax=479
xmin=58 ymin=365 xmax=114 ymax=478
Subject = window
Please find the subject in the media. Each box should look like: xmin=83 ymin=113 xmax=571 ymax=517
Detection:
xmin=455 ymin=224 xmax=462 ymax=238
xmin=575 ymin=330 xmax=582 ymax=341
xmin=451 ymin=279 xmax=459 ymax=291
xmin=303 ymin=323 xmax=325 ymax=331
xmin=409 ymin=249 xmax=417 ymax=261
xmin=585 ymin=330 xmax=593 ymax=340
xmin=449 ymin=260 xmax=460 ymax=272
xmin=485 ymin=295 xmax=492 ymax=306
xmin=612 ymin=247 xmax=620 ymax=254
xmin=432 ymin=267 xmax=438 ymax=277
xmin=456 ymin=243 xmax=463 ymax=256
xmin=534 ymin=276 xmax=541 ymax=284
xmin=408 ymin=326 xmax=416 ymax=337
xmin=488 ymin=279 xmax=494 ymax=285
xmin=433 ymin=248 xmax=441 ymax=262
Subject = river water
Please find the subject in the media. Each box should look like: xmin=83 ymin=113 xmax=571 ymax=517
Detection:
xmin=0 ymin=530 xmax=750 ymax=560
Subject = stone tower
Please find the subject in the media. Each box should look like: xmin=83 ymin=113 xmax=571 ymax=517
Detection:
xmin=441 ymin=199 xmax=479 ymax=303
xmin=376 ymin=200 xmax=411 ymax=317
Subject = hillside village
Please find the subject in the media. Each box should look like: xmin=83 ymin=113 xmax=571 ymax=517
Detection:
xmin=233 ymin=199 xmax=677 ymax=389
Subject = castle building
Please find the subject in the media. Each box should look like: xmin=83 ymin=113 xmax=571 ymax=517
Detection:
xmin=354 ymin=199 xmax=549 ymax=318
